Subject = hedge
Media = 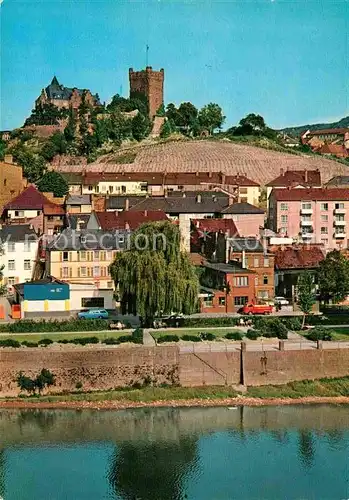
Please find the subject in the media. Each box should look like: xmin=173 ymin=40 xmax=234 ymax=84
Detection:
xmin=0 ymin=319 xmax=110 ymax=334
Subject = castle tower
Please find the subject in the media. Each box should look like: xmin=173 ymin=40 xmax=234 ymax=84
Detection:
xmin=129 ymin=66 xmax=164 ymax=119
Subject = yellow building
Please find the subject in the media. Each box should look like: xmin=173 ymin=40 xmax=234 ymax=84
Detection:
xmin=0 ymin=155 xmax=27 ymax=211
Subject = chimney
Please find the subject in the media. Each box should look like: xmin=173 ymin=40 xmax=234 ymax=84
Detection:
xmin=305 ymin=170 xmax=308 ymax=183
xmin=280 ymin=168 xmax=284 ymax=176
xmin=125 ymin=198 xmax=129 ymax=211
xmin=242 ymin=249 xmax=247 ymax=269
xmin=196 ymin=194 xmax=202 ymax=203
xmin=225 ymin=236 xmax=230 ymax=264
xmin=144 ymin=210 xmax=148 ymax=217
xmin=208 ymin=170 xmax=212 ymax=178
xmin=4 ymin=154 xmax=13 ymax=164
xmin=125 ymin=222 xmax=130 ymax=231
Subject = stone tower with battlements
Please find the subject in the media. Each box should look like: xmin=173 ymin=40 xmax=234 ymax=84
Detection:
xmin=129 ymin=66 xmax=164 ymax=119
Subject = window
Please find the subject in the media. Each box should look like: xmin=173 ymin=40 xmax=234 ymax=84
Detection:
xmin=80 ymin=267 xmax=87 ymax=277
xmin=321 ymin=227 xmax=328 ymax=234
xmin=302 ymin=215 xmax=311 ymax=221
xmin=14 ymin=210 xmax=24 ymax=217
xmin=24 ymin=260 xmax=31 ymax=270
xmin=62 ymin=267 xmax=69 ymax=278
xmin=121 ymin=185 xmax=126 ymax=194
xmin=335 ymin=227 xmax=345 ymax=234
xmin=107 ymin=281 xmax=113 ymax=288
xmin=79 ymin=251 xmax=87 ymax=261
xmin=335 ymin=203 xmax=344 ymax=209
xmin=234 ymin=276 xmax=248 ymax=287
xmin=280 ymin=227 xmax=287 ymax=234
xmin=81 ymin=297 xmax=104 ymax=308
xmin=258 ymin=290 xmax=269 ymax=299
xmin=101 ymin=267 xmax=107 ymax=277
xmin=234 ymin=296 xmax=248 ymax=306
xmin=7 ymin=242 xmax=15 ymax=252
xmin=140 ymin=183 xmax=147 ymax=192
xmin=37 ymin=211 xmax=41 ymax=216
xmin=263 ymin=275 xmax=268 ymax=285
xmin=93 ymin=266 xmax=100 ymax=277
xmin=254 ymin=257 xmax=259 ymax=267
xmin=219 ymin=297 xmax=226 ymax=306
xmin=321 ymin=238 xmax=328 ymax=246
xmin=24 ymin=240 xmax=32 ymax=252
xmin=8 ymin=260 xmax=15 ymax=271
xmin=118 ymin=235 xmax=125 ymax=244
xmin=63 ymin=251 xmax=69 ymax=262
xmin=280 ymin=203 xmax=288 ymax=211
xmin=106 ymin=251 xmax=112 ymax=260
xmin=7 ymin=277 xmax=15 ymax=286
xmin=94 ymin=250 xmax=100 ymax=260
xmin=109 ymin=186 xmax=114 ymax=194
xmin=88 ymin=185 xmax=93 ymax=191
xmin=301 ymin=203 xmax=311 ymax=209
xmin=3 ymin=179 xmax=6 ymax=186
xmin=320 ymin=203 xmax=328 ymax=211
xmin=264 ymin=258 xmax=269 ymax=267
xmin=321 ymin=214 xmax=328 ymax=222
xmin=336 ymin=215 xmax=345 ymax=221
xmin=281 ymin=215 xmax=288 ymax=223
xmin=240 ymin=187 xmax=248 ymax=194
xmin=203 ymin=298 xmax=213 ymax=308
xmin=100 ymin=251 xmax=106 ymax=261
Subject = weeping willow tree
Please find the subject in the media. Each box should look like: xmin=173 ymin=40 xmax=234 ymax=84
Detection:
xmin=110 ymin=221 xmax=199 ymax=325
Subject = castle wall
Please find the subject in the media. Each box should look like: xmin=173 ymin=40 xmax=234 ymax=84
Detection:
xmin=129 ymin=67 xmax=164 ymax=118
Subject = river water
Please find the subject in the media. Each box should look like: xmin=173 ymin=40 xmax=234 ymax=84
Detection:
xmin=0 ymin=405 xmax=348 ymax=500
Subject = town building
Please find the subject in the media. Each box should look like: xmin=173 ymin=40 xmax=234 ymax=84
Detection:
xmin=268 ymin=188 xmax=349 ymax=249
xmin=2 ymin=185 xmax=63 ymax=223
xmin=0 ymin=225 xmax=38 ymax=292
xmin=0 ymin=155 xmax=27 ymax=211
xmin=221 ymin=202 xmax=265 ymax=237
xmin=228 ymin=238 xmax=274 ymax=302
xmin=301 ymin=128 xmax=349 ymax=148
xmin=65 ymin=194 xmax=92 ymax=214
xmin=270 ymin=244 xmax=325 ymax=299
xmin=35 ymin=76 xmax=101 ymax=110
xmin=199 ymin=262 xmax=256 ymax=314
xmin=326 ymin=176 xmax=349 ymax=188
xmin=129 ymin=66 xmax=164 ymax=119
xmin=266 ymin=169 xmax=321 ymax=204
xmin=43 ymin=203 xmax=66 ymax=236
xmin=86 ymin=210 xmax=169 ymax=231
xmin=45 ymin=228 xmax=127 ymax=289
xmin=62 ymin=171 xmax=260 ymax=201
xmin=317 ymin=144 xmax=349 ymax=158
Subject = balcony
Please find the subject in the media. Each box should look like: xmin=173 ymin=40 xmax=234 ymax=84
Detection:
xmin=334 ymin=208 xmax=346 ymax=215
xmin=334 ymin=232 xmax=346 ymax=239
xmin=334 ymin=220 xmax=346 ymax=226
xmin=301 ymin=232 xmax=313 ymax=240
xmin=300 ymin=208 xmax=313 ymax=215
xmin=300 ymin=220 xmax=312 ymax=226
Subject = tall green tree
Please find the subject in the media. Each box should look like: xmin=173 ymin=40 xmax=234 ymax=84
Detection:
xmin=297 ymin=271 xmax=315 ymax=328
xmin=318 ymin=250 xmax=349 ymax=304
xmin=24 ymin=103 xmax=67 ymax=126
xmin=9 ymin=145 xmax=46 ymax=182
xmin=37 ymin=171 xmax=68 ymax=197
xmin=110 ymin=221 xmax=199 ymax=326
xmin=64 ymin=107 xmax=77 ymax=142
xmin=198 ymin=103 xmax=225 ymax=134
xmin=131 ymin=112 xmax=151 ymax=141
xmin=0 ymin=138 xmax=6 ymax=161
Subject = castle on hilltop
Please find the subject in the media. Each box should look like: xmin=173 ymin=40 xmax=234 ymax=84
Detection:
xmin=129 ymin=66 xmax=164 ymax=118
xmin=35 ymin=76 xmax=101 ymax=110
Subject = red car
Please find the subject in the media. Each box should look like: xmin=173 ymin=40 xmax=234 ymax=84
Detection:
xmin=241 ymin=303 xmax=273 ymax=315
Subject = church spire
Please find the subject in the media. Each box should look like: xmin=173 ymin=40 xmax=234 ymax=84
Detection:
xmin=51 ymin=76 xmax=60 ymax=86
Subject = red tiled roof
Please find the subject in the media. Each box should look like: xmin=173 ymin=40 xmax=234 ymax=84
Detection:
xmin=43 ymin=203 xmax=65 ymax=215
xmin=319 ymin=144 xmax=349 ymax=157
xmin=307 ymin=128 xmax=349 ymax=136
xmin=83 ymin=171 xmax=259 ymax=187
xmin=270 ymin=245 xmax=325 ymax=270
xmin=266 ymin=169 xmax=321 ymax=188
xmin=95 ymin=210 xmax=168 ymax=230
xmin=272 ymin=187 xmax=349 ymax=201
xmin=193 ymin=218 xmax=239 ymax=236
xmin=4 ymin=186 xmax=54 ymax=210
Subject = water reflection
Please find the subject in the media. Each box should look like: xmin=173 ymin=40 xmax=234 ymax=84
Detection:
xmin=0 ymin=406 xmax=348 ymax=500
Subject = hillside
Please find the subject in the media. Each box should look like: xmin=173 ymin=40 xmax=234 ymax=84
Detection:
xmin=281 ymin=116 xmax=349 ymax=137
xmin=53 ymin=138 xmax=349 ymax=185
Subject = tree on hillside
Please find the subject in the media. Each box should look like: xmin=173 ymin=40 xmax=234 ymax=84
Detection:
xmin=24 ymin=103 xmax=68 ymax=126
xmin=231 ymin=113 xmax=277 ymax=139
xmin=318 ymin=250 xmax=349 ymax=304
xmin=9 ymin=145 xmax=46 ymax=183
xmin=37 ymin=171 xmax=68 ymax=197
xmin=64 ymin=107 xmax=77 ymax=143
xmin=198 ymin=103 xmax=225 ymax=134
xmin=178 ymin=102 xmax=198 ymax=131
xmin=131 ymin=113 xmax=151 ymax=141
xmin=297 ymin=271 xmax=315 ymax=328
xmin=110 ymin=221 xmax=199 ymax=326
xmin=0 ymin=138 xmax=5 ymax=161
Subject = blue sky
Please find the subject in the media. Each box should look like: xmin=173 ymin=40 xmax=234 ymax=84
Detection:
xmin=1 ymin=0 xmax=348 ymax=130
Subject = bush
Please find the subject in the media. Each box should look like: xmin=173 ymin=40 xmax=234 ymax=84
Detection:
xmin=0 ymin=338 xmax=21 ymax=348
xmin=17 ymin=368 xmax=56 ymax=395
xmin=225 ymin=331 xmax=243 ymax=341
xmin=38 ymin=338 xmax=54 ymax=346
xmin=181 ymin=317 xmax=240 ymax=328
xmin=157 ymin=335 xmax=180 ymax=343
xmin=103 ymin=338 xmax=120 ymax=345
xmin=182 ymin=334 xmax=201 ymax=342
xmin=281 ymin=317 xmax=302 ymax=331
xmin=118 ymin=335 xmax=134 ymax=343
xmin=264 ymin=319 xmax=288 ymax=340
xmin=199 ymin=332 xmax=216 ymax=341
xmin=21 ymin=341 xmax=39 ymax=348
xmin=71 ymin=336 xmax=99 ymax=345
xmin=132 ymin=328 xmax=143 ymax=344
xmin=0 ymin=318 xmax=110 ymax=334
xmin=307 ymin=327 xmax=333 ymax=341
xmin=246 ymin=329 xmax=260 ymax=340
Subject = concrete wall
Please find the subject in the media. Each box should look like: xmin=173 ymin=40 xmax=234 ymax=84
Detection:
xmin=1 ymin=345 xmax=349 ymax=397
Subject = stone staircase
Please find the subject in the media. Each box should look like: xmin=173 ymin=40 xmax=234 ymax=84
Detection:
xmin=150 ymin=116 xmax=166 ymax=138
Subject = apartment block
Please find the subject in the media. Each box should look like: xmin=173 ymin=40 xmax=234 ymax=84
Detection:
xmin=268 ymin=188 xmax=349 ymax=249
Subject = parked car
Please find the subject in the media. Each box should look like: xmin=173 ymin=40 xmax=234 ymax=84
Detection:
xmin=241 ymin=303 xmax=273 ymax=315
xmin=274 ymin=296 xmax=290 ymax=306
xmin=78 ymin=309 xmax=109 ymax=319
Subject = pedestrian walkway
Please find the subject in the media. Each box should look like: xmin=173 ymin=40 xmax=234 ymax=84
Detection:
xmin=143 ymin=329 xmax=156 ymax=346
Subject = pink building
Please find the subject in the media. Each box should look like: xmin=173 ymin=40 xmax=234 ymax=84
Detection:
xmin=222 ymin=202 xmax=265 ymax=238
xmin=268 ymin=188 xmax=349 ymax=249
